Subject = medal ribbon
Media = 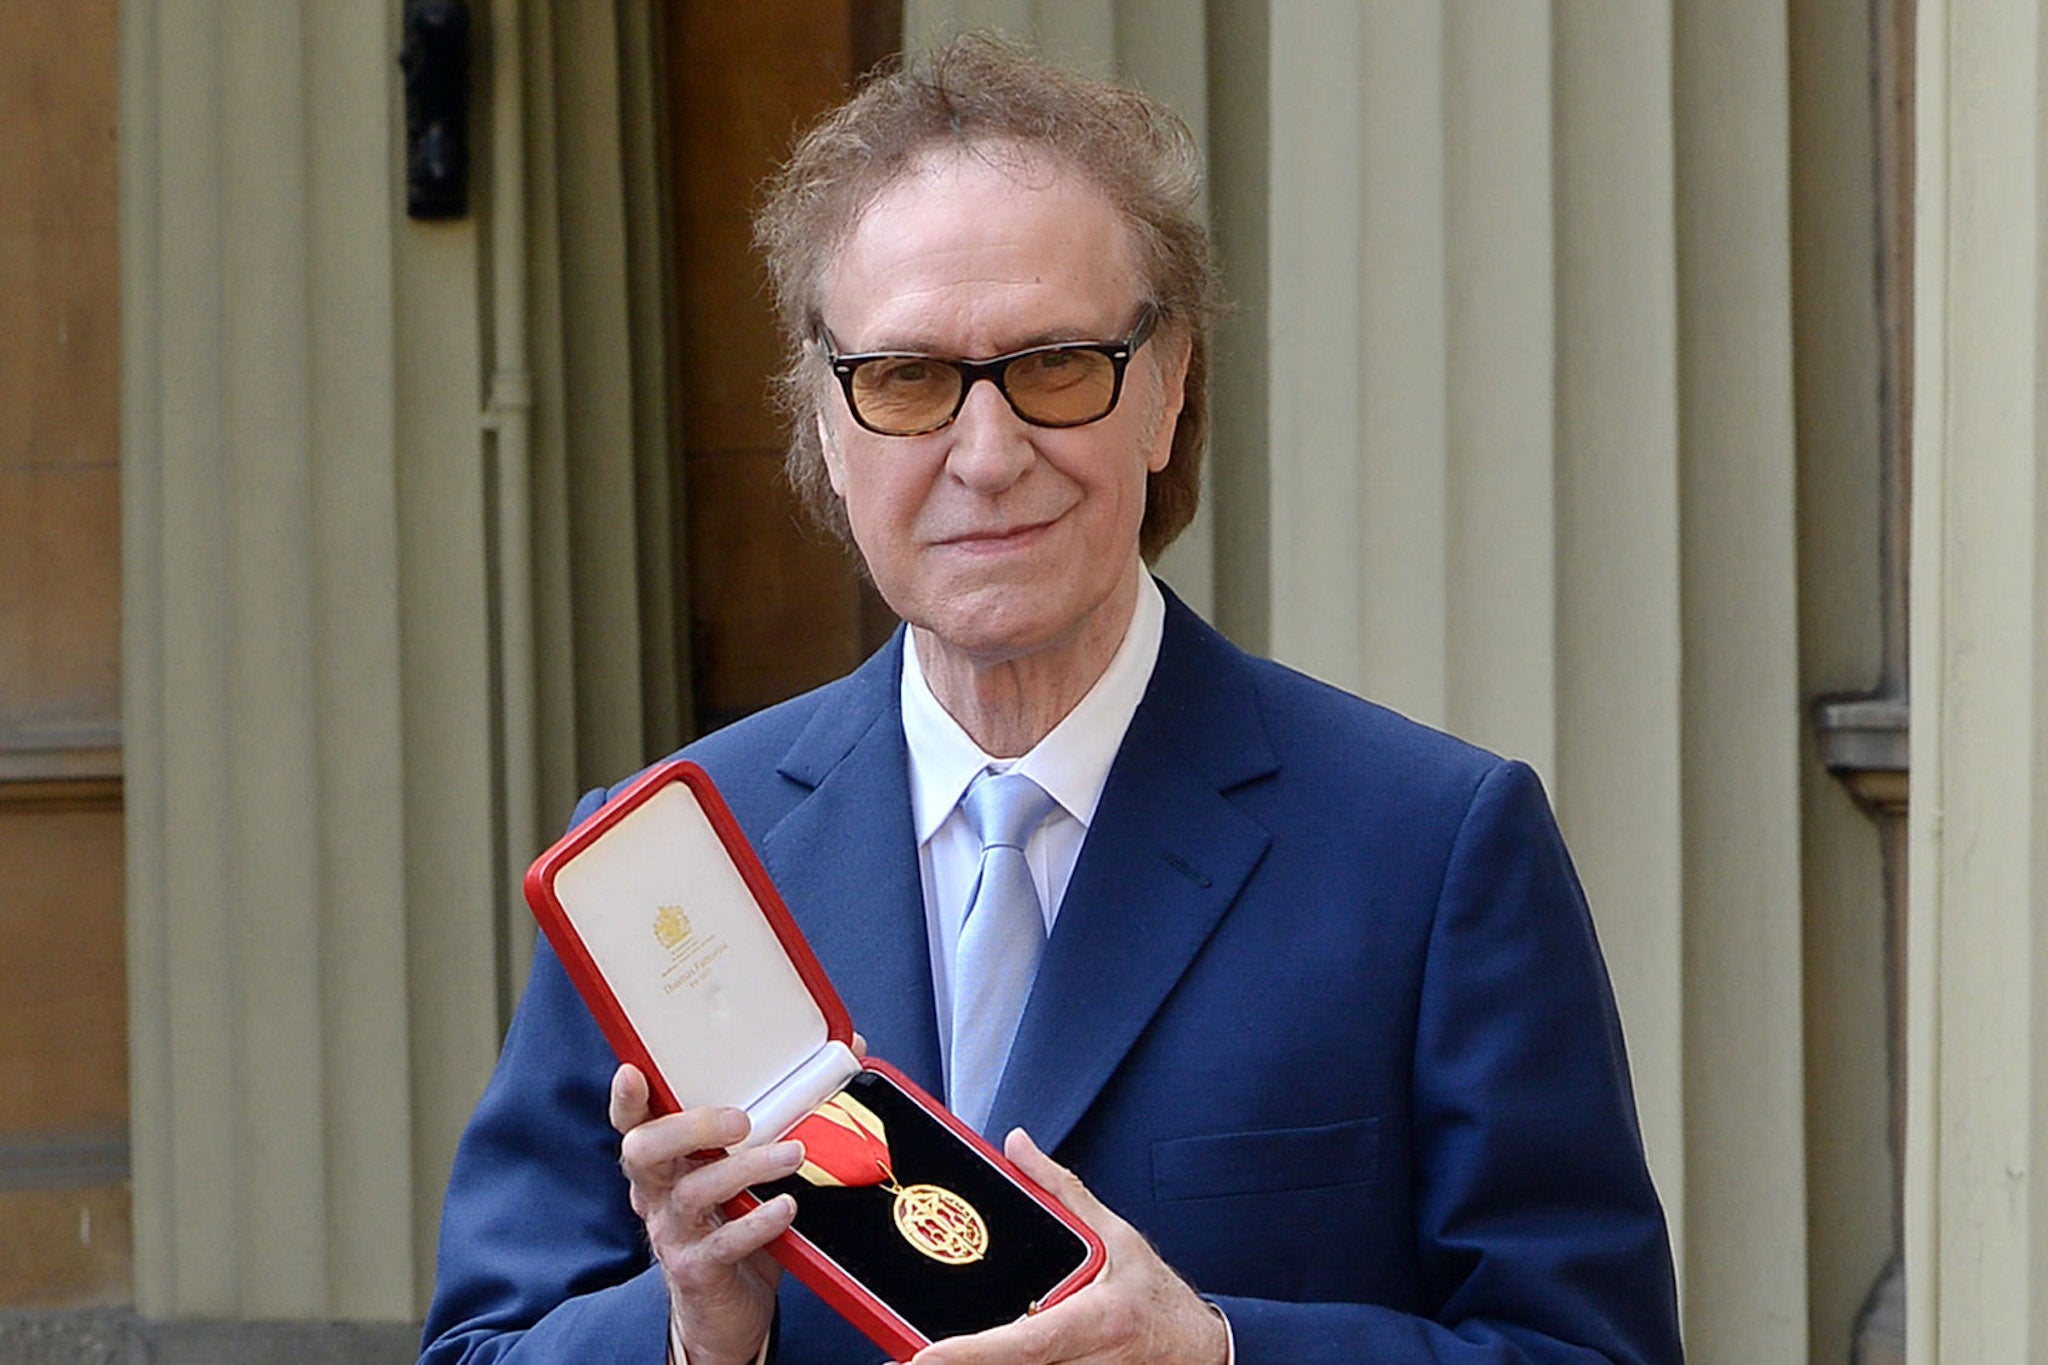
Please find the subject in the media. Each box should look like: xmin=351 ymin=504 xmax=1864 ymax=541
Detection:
xmin=788 ymin=1091 xmax=893 ymax=1189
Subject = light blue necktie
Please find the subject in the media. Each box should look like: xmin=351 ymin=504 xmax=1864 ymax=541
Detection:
xmin=949 ymin=770 xmax=1057 ymax=1134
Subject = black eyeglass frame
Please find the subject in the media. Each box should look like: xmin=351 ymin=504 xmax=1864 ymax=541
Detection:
xmin=820 ymin=304 xmax=1161 ymax=437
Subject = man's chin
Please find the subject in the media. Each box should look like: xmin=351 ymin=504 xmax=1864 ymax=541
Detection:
xmin=912 ymin=610 xmax=1060 ymax=665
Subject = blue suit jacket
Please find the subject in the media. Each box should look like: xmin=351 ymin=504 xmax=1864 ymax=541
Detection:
xmin=422 ymin=589 xmax=1682 ymax=1363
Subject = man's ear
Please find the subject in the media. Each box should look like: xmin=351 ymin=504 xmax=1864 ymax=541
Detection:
xmin=819 ymin=414 xmax=848 ymax=496
xmin=1146 ymin=332 xmax=1192 ymax=474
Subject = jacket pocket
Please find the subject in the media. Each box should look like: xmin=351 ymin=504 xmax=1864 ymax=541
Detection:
xmin=1151 ymin=1116 xmax=1381 ymax=1203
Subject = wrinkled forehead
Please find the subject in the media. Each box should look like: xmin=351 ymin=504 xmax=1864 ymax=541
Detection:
xmin=820 ymin=140 xmax=1145 ymax=310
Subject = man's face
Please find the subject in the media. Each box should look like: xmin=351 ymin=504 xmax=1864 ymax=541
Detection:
xmin=817 ymin=148 xmax=1186 ymax=675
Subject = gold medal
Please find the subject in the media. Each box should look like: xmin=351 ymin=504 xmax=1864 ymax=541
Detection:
xmin=787 ymin=1091 xmax=990 ymax=1265
xmin=891 ymin=1181 xmax=989 ymax=1265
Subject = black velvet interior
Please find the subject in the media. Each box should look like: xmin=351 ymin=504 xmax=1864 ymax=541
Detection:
xmin=750 ymin=1068 xmax=1094 ymax=1343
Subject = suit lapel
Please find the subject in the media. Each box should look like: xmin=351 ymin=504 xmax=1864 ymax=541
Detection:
xmin=749 ymin=593 xmax=1280 ymax=1142
xmin=987 ymin=594 xmax=1278 ymax=1150
xmin=759 ymin=634 xmax=946 ymax=1095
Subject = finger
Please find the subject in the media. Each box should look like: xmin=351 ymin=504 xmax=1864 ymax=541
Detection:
xmin=608 ymin=1064 xmax=650 ymax=1135
xmin=852 ymin=1031 xmax=870 ymax=1060
xmin=643 ymin=1140 xmax=807 ymax=1265
xmin=668 ymin=1192 xmax=800 ymax=1288
xmin=670 ymin=1138 xmax=807 ymax=1212
xmin=619 ymin=1106 xmax=751 ymax=1183
xmin=1003 ymin=1128 xmax=1115 ymax=1231
xmin=910 ymin=1303 xmax=1072 ymax=1365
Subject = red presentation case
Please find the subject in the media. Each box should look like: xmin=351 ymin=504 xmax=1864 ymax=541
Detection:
xmin=523 ymin=758 xmax=1105 ymax=1359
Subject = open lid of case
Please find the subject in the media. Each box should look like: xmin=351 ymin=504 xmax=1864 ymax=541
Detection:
xmin=524 ymin=760 xmax=860 ymax=1142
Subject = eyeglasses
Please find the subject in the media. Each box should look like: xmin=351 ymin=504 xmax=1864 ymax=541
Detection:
xmin=822 ymin=305 xmax=1160 ymax=437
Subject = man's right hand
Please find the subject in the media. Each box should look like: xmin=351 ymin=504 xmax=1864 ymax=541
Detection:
xmin=609 ymin=1063 xmax=807 ymax=1365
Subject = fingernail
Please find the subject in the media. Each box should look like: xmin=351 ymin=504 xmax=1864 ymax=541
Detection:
xmin=769 ymin=1140 xmax=805 ymax=1168
xmin=718 ymin=1109 xmax=749 ymax=1143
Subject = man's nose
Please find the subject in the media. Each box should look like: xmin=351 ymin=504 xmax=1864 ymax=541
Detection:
xmin=944 ymin=376 xmax=1035 ymax=491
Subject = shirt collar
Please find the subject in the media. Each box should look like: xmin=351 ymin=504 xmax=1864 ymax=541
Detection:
xmin=901 ymin=566 xmax=1165 ymax=843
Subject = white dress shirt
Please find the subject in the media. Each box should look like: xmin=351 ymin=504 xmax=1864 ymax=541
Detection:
xmin=901 ymin=565 xmax=1165 ymax=1080
xmin=899 ymin=566 xmax=1232 ymax=1362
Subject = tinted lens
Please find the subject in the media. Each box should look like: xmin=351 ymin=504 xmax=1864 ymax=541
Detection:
xmin=1001 ymin=348 xmax=1118 ymax=426
xmin=848 ymin=357 xmax=964 ymax=435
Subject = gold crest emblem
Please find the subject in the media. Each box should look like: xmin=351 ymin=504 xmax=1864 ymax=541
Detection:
xmin=652 ymin=904 xmax=691 ymax=951
xmin=893 ymin=1183 xmax=990 ymax=1265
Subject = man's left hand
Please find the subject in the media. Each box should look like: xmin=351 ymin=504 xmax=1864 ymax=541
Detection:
xmin=909 ymin=1129 xmax=1228 ymax=1365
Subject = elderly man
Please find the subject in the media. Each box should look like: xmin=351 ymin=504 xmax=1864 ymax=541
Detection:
xmin=422 ymin=37 xmax=1682 ymax=1365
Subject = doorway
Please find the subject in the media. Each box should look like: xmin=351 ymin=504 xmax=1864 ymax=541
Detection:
xmin=665 ymin=1 xmax=902 ymax=735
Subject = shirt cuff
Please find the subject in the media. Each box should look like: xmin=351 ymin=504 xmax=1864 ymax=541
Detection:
xmin=1206 ymin=1297 xmax=1236 ymax=1365
xmin=669 ymin=1311 xmax=772 ymax=1365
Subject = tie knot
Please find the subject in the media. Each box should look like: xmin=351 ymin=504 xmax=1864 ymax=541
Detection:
xmin=962 ymin=770 xmax=1056 ymax=852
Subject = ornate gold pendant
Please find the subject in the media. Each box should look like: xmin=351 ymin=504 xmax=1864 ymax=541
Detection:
xmin=892 ymin=1181 xmax=989 ymax=1265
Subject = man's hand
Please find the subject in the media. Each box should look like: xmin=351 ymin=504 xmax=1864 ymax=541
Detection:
xmin=910 ymin=1129 xmax=1228 ymax=1365
xmin=609 ymin=1063 xmax=805 ymax=1365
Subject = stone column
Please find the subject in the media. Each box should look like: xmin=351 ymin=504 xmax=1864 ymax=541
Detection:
xmin=121 ymin=0 xmax=452 ymax=1319
xmin=1905 ymin=0 xmax=2048 ymax=1356
xmin=120 ymin=0 xmax=680 ymax=1319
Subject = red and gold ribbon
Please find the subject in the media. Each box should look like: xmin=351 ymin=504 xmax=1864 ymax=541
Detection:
xmin=788 ymin=1092 xmax=893 ymax=1189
